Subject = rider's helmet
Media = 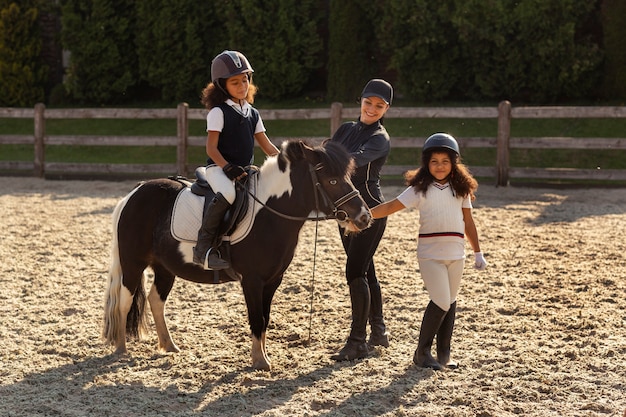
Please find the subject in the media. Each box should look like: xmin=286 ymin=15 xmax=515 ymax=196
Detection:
xmin=211 ymin=50 xmax=254 ymax=86
xmin=423 ymin=133 xmax=460 ymax=157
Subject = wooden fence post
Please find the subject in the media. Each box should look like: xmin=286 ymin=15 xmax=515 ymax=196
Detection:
xmin=34 ymin=103 xmax=45 ymax=178
xmin=496 ymin=100 xmax=511 ymax=186
xmin=177 ymin=102 xmax=189 ymax=176
xmin=330 ymin=102 xmax=343 ymax=137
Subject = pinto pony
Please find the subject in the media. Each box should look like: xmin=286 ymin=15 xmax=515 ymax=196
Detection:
xmin=103 ymin=140 xmax=371 ymax=370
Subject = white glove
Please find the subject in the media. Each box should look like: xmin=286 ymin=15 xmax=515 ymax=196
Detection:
xmin=474 ymin=252 xmax=487 ymax=270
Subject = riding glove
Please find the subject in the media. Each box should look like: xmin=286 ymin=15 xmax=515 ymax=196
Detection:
xmin=474 ymin=252 xmax=488 ymax=270
xmin=223 ymin=163 xmax=246 ymax=181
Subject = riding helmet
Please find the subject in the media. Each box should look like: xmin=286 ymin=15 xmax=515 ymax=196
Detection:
xmin=211 ymin=50 xmax=254 ymax=85
xmin=361 ymin=79 xmax=393 ymax=105
xmin=423 ymin=133 xmax=460 ymax=156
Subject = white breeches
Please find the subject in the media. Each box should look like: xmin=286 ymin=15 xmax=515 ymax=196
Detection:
xmin=418 ymin=258 xmax=464 ymax=311
xmin=205 ymin=165 xmax=236 ymax=204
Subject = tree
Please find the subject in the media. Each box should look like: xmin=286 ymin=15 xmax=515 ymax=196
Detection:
xmin=327 ymin=1 xmax=381 ymax=102
xmin=60 ymin=0 xmax=137 ymax=104
xmin=601 ymin=0 xmax=626 ymax=99
xmin=0 ymin=0 xmax=47 ymax=106
xmin=217 ymin=0 xmax=324 ymax=100
xmin=135 ymin=0 xmax=226 ymax=104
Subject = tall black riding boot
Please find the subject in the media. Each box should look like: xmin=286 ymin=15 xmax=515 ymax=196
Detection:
xmin=331 ymin=277 xmax=371 ymax=361
xmin=193 ymin=193 xmax=231 ymax=270
xmin=413 ymin=301 xmax=447 ymax=370
xmin=437 ymin=301 xmax=458 ymax=369
xmin=368 ymin=281 xmax=389 ymax=348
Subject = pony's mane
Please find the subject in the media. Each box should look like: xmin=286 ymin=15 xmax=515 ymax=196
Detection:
xmin=316 ymin=141 xmax=355 ymax=177
xmin=262 ymin=140 xmax=355 ymax=178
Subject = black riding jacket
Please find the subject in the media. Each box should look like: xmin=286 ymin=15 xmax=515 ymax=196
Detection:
xmin=330 ymin=119 xmax=390 ymax=208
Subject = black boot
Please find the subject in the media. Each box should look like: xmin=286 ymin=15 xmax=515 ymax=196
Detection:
xmin=413 ymin=301 xmax=447 ymax=370
xmin=437 ymin=301 xmax=458 ymax=369
xmin=193 ymin=193 xmax=231 ymax=270
xmin=367 ymin=280 xmax=389 ymax=348
xmin=331 ymin=277 xmax=371 ymax=361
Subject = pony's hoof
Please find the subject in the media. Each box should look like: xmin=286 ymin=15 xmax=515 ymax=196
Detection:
xmin=114 ymin=346 xmax=128 ymax=355
xmin=160 ymin=343 xmax=180 ymax=353
xmin=251 ymin=358 xmax=271 ymax=371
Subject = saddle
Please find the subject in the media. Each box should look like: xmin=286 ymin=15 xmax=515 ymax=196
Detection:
xmin=170 ymin=167 xmax=258 ymax=282
xmin=190 ymin=166 xmax=253 ymax=237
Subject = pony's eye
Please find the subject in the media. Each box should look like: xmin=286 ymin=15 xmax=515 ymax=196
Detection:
xmin=329 ymin=179 xmax=337 ymax=185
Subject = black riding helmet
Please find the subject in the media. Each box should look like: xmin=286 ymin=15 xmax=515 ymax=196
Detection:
xmin=211 ymin=50 xmax=254 ymax=94
xmin=421 ymin=133 xmax=460 ymax=169
xmin=423 ymin=133 xmax=460 ymax=156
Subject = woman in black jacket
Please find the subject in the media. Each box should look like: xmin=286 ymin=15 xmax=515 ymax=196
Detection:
xmin=330 ymin=79 xmax=393 ymax=361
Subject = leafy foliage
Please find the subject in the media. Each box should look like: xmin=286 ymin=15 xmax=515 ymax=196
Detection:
xmin=216 ymin=0 xmax=323 ymax=100
xmin=327 ymin=1 xmax=383 ymax=102
xmin=60 ymin=0 xmax=137 ymax=104
xmin=0 ymin=0 xmax=47 ymax=106
xmin=378 ymin=0 xmax=603 ymax=102
xmin=0 ymin=0 xmax=619 ymax=106
xmin=135 ymin=0 xmax=226 ymax=104
xmin=601 ymin=0 xmax=626 ymax=99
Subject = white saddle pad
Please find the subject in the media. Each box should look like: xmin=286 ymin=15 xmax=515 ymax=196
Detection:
xmin=170 ymin=176 xmax=259 ymax=245
xmin=171 ymin=188 xmax=204 ymax=243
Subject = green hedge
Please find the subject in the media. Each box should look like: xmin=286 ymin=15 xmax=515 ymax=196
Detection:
xmin=0 ymin=0 xmax=619 ymax=105
xmin=0 ymin=0 xmax=46 ymax=106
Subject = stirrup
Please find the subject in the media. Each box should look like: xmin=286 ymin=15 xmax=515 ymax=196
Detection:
xmin=205 ymin=248 xmax=229 ymax=270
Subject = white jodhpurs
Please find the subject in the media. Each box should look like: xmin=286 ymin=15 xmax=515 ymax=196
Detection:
xmin=417 ymin=258 xmax=464 ymax=311
xmin=205 ymin=165 xmax=236 ymax=204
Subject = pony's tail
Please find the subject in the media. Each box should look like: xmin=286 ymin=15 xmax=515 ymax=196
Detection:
xmin=102 ymin=186 xmax=149 ymax=346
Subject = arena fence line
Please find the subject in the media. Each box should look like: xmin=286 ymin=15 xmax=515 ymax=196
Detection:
xmin=1 ymin=101 xmax=626 ymax=186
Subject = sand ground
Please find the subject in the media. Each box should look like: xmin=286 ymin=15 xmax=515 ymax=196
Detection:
xmin=1 ymin=177 xmax=625 ymax=416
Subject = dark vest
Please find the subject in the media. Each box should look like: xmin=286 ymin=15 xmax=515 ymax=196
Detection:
xmin=206 ymin=103 xmax=259 ymax=167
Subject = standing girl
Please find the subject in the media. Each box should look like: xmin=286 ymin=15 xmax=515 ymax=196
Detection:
xmin=370 ymin=133 xmax=487 ymax=370
xmin=330 ymin=79 xmax=393 ymax=361
xmin=193 ymin=50 xmax=279 ymax=270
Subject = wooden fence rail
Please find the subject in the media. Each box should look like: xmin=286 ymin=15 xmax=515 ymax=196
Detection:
xmin=1 ymin=101 xmax=626 ymax=185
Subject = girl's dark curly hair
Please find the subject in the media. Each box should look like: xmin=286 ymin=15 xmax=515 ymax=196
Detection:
xmin=404 ymin=147 xmax=478 ymax=200
xmin=200 ymin=76 xmax=258 ymax=109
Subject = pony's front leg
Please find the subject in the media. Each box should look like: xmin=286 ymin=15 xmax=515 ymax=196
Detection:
xmin=251 ymin=331 xmax=270 ymax=370
xmin=147 ymin=281 xmax=179 ymax=353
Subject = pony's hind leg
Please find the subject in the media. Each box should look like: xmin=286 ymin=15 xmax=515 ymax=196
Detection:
xmin=147 ymin=263 xmax=179 ymax=353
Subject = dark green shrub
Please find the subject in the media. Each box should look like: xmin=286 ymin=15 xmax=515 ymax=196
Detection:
xmin=60 ymin=0 xmax=138 ymax=104
xmin=135 ymin=0 xmax=226 ymax=104
xmin=217 ymin=0 xmax=323 ymax=101
xmin=379 ymin=0 xmax=603 ymax=103
xmin=0 ymin=0 xmax=47 ymax=106
xmin=601 ymin=0 xmax=626 ymax=100
xmin=379 ymin=0 xmax=462 ymax=101
xmin=327 ymin=1 xmax=382 ymax=102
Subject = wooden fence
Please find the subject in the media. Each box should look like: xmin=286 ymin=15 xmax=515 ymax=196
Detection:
xmin=1 ymin=101 xmax=626 ymax=186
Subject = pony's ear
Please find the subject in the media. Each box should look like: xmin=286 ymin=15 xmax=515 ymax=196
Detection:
xmin=284 ymin=140 xmax=310 ymax=158
xmin=299 ymin=141 xmax=320 ymax=165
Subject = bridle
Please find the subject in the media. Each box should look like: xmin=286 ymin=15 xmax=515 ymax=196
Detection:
xmin=239 ymin=162 xmax=361 ymax=222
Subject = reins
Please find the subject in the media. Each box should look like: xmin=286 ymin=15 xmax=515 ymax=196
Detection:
xmin=237 ymin=163 xmax=359 ymax=222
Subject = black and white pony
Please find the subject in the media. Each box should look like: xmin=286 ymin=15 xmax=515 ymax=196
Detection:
xmin=103 ymin=140 xmax=371 ymax=370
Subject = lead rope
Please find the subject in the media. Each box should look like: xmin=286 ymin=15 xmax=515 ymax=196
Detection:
xmin=307 ymin=217 xmax=319 ymax=345
xmin=307 ymin=165 xmax=322 ymax=345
